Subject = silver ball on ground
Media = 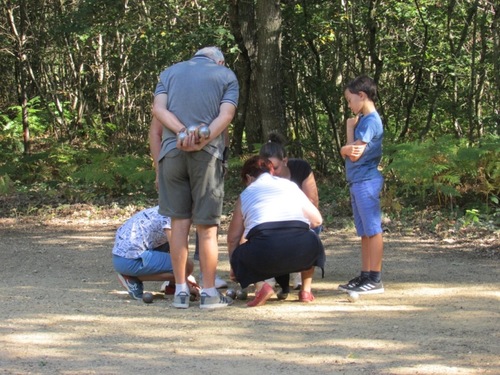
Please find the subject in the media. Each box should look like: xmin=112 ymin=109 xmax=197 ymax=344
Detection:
xmin=226 ymin=288 xmax=236 ymax=299
xmin=347 ymin=291 xmax=359 ymax=302
xmin=142 ymin=292 xmax=154 ymax=304
xmin=236 ymin=289 xmax=248 ymax=300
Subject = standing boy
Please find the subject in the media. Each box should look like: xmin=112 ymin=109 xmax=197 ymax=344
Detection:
xmin=339 ymin=75 xmax=385 ymax=294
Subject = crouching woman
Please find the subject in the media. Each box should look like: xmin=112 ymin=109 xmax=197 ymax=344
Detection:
xmin=227 ymin=155 xmax=325 ymax=307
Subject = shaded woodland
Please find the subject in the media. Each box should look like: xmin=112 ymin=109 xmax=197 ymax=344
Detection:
xmin=0 ymin=1 xmax=498 ymax=221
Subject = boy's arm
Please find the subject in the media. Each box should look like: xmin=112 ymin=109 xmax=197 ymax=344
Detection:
xmin=346 ymin=116 xmax=358 ymax=144
xmin=341 ymin=116 xmax=366 ymax=161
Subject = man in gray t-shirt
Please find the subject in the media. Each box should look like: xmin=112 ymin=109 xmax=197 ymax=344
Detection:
xmin=151 ymin=46 xmax=239 ymax=309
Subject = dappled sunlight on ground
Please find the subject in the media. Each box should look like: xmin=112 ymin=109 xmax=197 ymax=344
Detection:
xmin=0 ymin=223 xmax=498 ymax=374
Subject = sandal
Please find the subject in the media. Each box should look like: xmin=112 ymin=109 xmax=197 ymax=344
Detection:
xmin=247 ymin=282 xmax=274 ymax=307
xmin=298 ymin=290 xmax=315 ymax=303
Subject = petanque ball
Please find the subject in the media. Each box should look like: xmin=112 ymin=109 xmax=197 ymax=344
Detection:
xmin=236 ymin=289 xmax=248 ymax=300
xmin=226 ymin=288 xmax=236 ymax=299
xmin=197 ymin=125 xmax=211 ymax=139
xmin=347 ymin=291 xmax=359 ymax=303
xmin=142 ymin=292 xmax=154 ymax=304
xmin=187 ymin=125 xmax=198 ymax=135
xmin=177 ymin=131 xmax=187 ymax=143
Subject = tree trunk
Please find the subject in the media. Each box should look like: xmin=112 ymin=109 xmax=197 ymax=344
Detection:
xmin=228 ymin=0 xmax=286 ymax=153
xmin=255 ymin=0 xmax=286 ymax=140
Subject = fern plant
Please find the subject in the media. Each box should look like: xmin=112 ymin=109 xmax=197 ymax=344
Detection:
xmin=384 ymin=135 xmax=500 ymax=210
xmin=73 ymin=151 xmax=156 ymax=198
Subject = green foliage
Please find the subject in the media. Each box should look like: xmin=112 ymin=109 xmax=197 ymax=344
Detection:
xmin=5 ymin=97 xmax=50 ymax=136
xmin=0 ymin=97 xmax=50 ymax=152
xmin=220 ymin=156 xmax=245 ymax=215
xmin=384 ymin=135 xmax=500 ymax=209
xmin=317 ymin=179 xmax=352 ymax=229
xmin=72 ymin=151 xmax=156 ymax=199
xmin=462 ymin=209 xmax=480 ymax=226
xmin=0 ymin=143 xmax=156 ymax=204
xmin=0 ymin=174 xmax=14 ymax=195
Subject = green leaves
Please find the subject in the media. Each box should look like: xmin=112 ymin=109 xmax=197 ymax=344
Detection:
xmin=384 ymin=135 xmax=500 ymax=208
xmin=73 ymin=152 xmax=156 ymax=198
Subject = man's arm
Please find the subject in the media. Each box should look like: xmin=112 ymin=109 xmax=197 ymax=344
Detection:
xmin=149 ymin=116 xmax=163 ymax=173
xmin=177 ymin=102 xmax=237 ymax=152
xmin=152 ymin=93 xmax=185 ymax=134
xmin=148 ymin=116 xmax=166 ymax=189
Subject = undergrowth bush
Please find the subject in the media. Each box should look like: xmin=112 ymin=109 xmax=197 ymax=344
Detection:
xmin=0 ymin=135 xmax=498 ymax=237
xmin=0 ymin=143 xmax=156 ymax=206
xmin=384 ymin=135 xmax=499 ymax=212
xmin=72 ymin=151 xmax=156 ymax=200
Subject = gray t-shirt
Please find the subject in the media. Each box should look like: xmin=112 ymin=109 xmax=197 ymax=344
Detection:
xmin=154 ymin=55 xmax=239 ymax=161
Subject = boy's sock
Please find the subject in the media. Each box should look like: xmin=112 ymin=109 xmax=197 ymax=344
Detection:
xmin=360 ymin=271 xmax=370 ymax=279
xmin=369 ymin=271 xmax=381 ymax=283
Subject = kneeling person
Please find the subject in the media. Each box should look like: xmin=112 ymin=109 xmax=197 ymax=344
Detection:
xmin=227 ymin=156 xmax=325 ymax=307
xmin=112 ymin=206 xmax=196 ymax=300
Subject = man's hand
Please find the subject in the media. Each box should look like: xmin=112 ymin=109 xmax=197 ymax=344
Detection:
xmin=176 ymin=126 xmax=211 ymax=151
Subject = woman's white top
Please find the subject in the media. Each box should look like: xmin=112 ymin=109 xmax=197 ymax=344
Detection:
xmin=240 ymin=173 xmax=311 ymax=238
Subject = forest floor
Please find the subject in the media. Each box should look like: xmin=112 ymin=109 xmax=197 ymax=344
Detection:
xmin=0 ymin=205 xmax=499 ymax=375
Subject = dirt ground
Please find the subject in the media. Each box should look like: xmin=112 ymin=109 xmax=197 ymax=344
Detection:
xmin=0 ymin=213 xmax=499 ymax=375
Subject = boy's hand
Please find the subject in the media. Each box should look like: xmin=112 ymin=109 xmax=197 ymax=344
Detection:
xmin=350 ymin=144 xmax=365 ymax=158
xmin=341 ymin=144 xmax=366 ymax=161
xmin=347 ymin=115 xmax=359 ymax=128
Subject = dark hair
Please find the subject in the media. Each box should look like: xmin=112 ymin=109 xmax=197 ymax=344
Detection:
xmin=240 ymin=155 xmax=274 ymax=185
xmin=259 ymin=132 xmax=287 ymax=160
xmin=345 ymin=75 xmax=378 ymax=102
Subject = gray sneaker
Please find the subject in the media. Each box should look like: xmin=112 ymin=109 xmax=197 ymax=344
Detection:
xmin=200 ymin=292 xmax=233 ymax=309
xmin=117 ymin=273 xmax=143 ymax=300
xmin=351 ymin=278 xmax=385 ymax=295
xmin=172 ymin=291 xmax=190 ymax=309
xmin=338 ymin=275 xmax=364 ymax=292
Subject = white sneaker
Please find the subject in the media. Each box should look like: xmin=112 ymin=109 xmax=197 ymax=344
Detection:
xmin=160 ymin=281 xmax=170 ymax=292
xmin=265 ymin=278 xmax=277 ymax=289
xmin=291 ymin=272 xmax=302 ymax=290
xmin=172 ymin=291 xmax=190 ymax=309
xmin=198 ymin=273 xmax=228 ymax=289
xmin=215 ymin=275 xmax=227 ymax=289
xmin=200 ymin=292 xmax=233 ymax=309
